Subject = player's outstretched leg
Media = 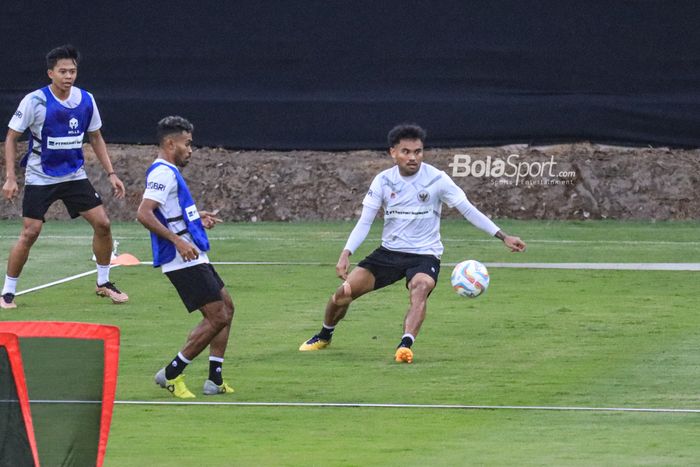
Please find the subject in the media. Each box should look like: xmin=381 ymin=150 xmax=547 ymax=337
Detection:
xmin=300 ymin=269 xmax=375 ymax=352
xmin=299 ymin=282 xmax=352 ymax=351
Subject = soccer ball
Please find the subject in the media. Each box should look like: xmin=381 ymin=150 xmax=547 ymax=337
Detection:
xmin=450 ymin=260 xmax=490 ymax=298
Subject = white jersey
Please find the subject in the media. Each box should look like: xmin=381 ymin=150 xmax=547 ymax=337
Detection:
xmin=142 ymin=158 xmax=209 ymax=273
xmin=8 ymin=86 xmax=102 ymax=185
xmin=363 ymin=163 xmax=468 ymax=257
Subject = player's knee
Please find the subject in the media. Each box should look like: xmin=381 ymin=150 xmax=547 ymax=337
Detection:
xmin=92 ymin=217 xmax=111 ymax=236
xmin=409 ymin=278 xmax=434 ymax=297
xmin=224 ymin=301 xmax=234 ymax=323
xmin=209 ymin=310 xmax=229 ymax=331
xmin=19 ymin=225 xmax=41 ymax=245
xmin=332 ymin=281 xmax=353 ymax=306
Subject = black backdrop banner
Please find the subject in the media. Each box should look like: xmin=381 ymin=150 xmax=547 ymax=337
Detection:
xmin=3 ymin=1 xmax=700 ymax=149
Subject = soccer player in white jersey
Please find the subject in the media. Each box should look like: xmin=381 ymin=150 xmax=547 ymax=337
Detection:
xmin=137 ymin=116 xmax=234 ymax=398
xmin=1 ymin=45 xmax=128 ymax=309
xmin=300 ymin=124 xmax=527 ymax=363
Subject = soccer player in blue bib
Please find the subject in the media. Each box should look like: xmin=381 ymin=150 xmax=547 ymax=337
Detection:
xmin=300 ymin=124 xmax=527 ymax=363
xmin=2 ymin=45 xmax=128 ymax=308
xmin=138 ymin=116 xmax=234 ymax=398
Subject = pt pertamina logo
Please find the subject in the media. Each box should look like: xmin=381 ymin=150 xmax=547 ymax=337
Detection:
xmin=417 ymin=190 xmax=430 ymax=203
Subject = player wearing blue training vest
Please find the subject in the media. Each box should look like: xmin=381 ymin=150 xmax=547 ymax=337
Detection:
xmin=300 ymin=124 xmax=527 ymax=363
xmin=2 ymin=45 xmax=128 ymax=308
xmin=137 ymin=116 xmax=234 ymax=398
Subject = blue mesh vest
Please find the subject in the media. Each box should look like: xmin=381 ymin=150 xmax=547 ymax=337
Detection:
xmin=21 ymin=86 xmax=94 ymax=176
xmin=145 ymin=162 xmax=210 ymax=267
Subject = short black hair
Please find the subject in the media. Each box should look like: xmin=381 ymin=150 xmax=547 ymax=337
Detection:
xmin=387 ymin=123 xmax=427 ymax=147
xmin=46 ymin=44 xmax=80 ymax=69
xmin=157 ymin=116 xmax=194 ymax=144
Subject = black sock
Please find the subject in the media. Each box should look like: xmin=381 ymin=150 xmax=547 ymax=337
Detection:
xmin=165 ymin=353 xmax=189 ymax=380
xmin=209 ymin=358 xmax=223 ymax=385
xmin=398 ymin=335 xmax=414 ymax=349
xmin=318 ymin=325 xmax=334 ymax=341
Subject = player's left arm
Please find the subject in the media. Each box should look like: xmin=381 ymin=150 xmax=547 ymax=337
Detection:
xmin=440 ymin=172 xmax=526 ymax=252
xmin=88 ymin=129 xmax=125 ymax=199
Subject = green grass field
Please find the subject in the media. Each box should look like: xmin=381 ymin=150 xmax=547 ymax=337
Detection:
xmin=1 ymin=219 xmax=699 ymax=466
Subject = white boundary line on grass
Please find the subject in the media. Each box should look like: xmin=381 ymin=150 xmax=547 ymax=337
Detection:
xmin=14 ymin=262 xmax=700 ymax=296
xmin=15 ymin=269 xmax=98 ymax=296
xmin=15 ymin=265 xmax=123 ymax=297
xmin=2 ymin=234 xmax=700 ymax=246
xmin=17 ymin=399 xmax=700 ymax=413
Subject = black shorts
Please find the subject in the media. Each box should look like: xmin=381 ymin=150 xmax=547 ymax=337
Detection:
xmin=165 ymin=263 xmax=226 ymax=312
xmin=357 ymin=246 xmax=441 ymax=290
xmin=23 ymin=179 xmax=103 ymax=221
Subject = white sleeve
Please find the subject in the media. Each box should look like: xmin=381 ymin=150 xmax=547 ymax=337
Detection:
xmin=438 ymin=171 xmax=468 ymax=208
xmin=361 ymin=174 xmax=383 ymax=209
xmin=87 ymin=93 xmax=102 ymax=132
xmin=142 ymin=166 xmax=176 ymax=206
xmin=343 ymin=204 xmax=379 ymax=254
xmin=8 ymin=93 xmax=36 ymax=133
xmin=455 ymin=198 xmax=501 ymax=236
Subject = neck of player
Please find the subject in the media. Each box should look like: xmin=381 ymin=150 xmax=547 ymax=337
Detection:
xmin=50 ymin=83 xmax=71 ymax=101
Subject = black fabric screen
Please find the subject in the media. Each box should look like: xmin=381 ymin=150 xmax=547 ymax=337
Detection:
xmin=2 ymin=1 xmax=700 ymax=149
xmin=0 ymin=347 xmax=33 ymax=467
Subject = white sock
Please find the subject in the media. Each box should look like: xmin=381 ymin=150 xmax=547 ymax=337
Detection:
xmin=178 ymin=352 xmax=192 ymax=364
xmin=402 ymin=333 xmax=415 ymax=344
xmin=96 ymin=264 xmax=111 ymax=286
xmin=2 ymin=275 xmax=18 ymax=295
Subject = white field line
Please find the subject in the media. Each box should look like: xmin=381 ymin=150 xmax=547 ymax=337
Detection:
xmin=15 ymin=265 xmax=119 ymax=296
xmin=139 ymin=261 xmax=700 ymax=271
xmin=483 ymin=262 xmax=700 ymax=271
xmin=11 ymin=399 xmax=700 ymax=414
xmin=14 ymin=261 xmax=699 ymax=296
xmin=1 ymin=235 xmax=699 ymax=246
xmin=16 ymin=269 xmax=97 ymax=296
xmin=203 ymin=261 xmax=700 ymax=271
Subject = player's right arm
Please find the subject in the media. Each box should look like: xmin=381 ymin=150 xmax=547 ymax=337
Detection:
xmin=3 ymin=129 xmax=23 ymax=200
xmin=337 ymin=207 xmax=381 ymax=279
xmin=335 ymin=176 xmax=383 ymax=279
xmin=137 ymin=198 xmax=201 ymax=261
xmin=336 ymin=176 xmax=384 ymax=278
xmin=5 ymin=93 xmax=39 ymax=200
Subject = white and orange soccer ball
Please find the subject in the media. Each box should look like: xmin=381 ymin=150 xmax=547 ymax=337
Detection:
xmin=450 ymin=260 xmax=490 ymax=298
